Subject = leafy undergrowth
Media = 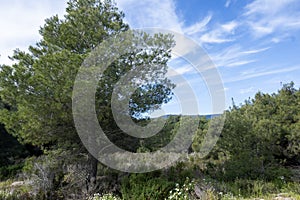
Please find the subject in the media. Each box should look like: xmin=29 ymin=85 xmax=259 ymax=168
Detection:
xmin=0 ymin=179 xmax=34 ymax=200
xmin=88 ymin=181 xmax=300 ymax=200
xmin=2 ymin=176 xmax=299 ymax=200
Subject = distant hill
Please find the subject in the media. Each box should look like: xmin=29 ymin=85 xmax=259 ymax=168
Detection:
xmin=201 ymin=114 xmax=221 ymax=119
xmin=156 ymin=114 xmax=221 ymax=119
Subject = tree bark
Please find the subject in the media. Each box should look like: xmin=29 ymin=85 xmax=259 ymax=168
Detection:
xmin=86 ymin=152 xmax=98 ymax=192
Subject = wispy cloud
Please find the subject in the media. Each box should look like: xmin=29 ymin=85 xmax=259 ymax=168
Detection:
xmin=270 ymin=34 xmax=291 ymax=43
xmin=244 ymin=0 xmax=300 ymax=38
xmin=221 ymin=21 xmax=238 ymax=33
xmin=225 ymin=65 xmax=300 ymax=83
xmin=116 ymin=0 xmax=182 ymax=32
xmin=225 ymin=0 xmax=231 ymax=8
xmin=211 ymin=45 xmax=269 ymax=68
xmin=183 ymin=13 xmax=212 ymax=35
xmin=240 ymin=87 xmax=255 ymax=94
xmin=199 ymin=20 xmax=238 ymax=44
xmin=166 ymin=64 xmax=194 ymax=78
xmin=116 ymin=0 xmax=278 ymax=72
xmin=241 ymin=47 xmax=270 ymax=54
xmin=226 ymin=60 xmax=256 ymax=67
xmin=244 ymin=0 xmax=297 ymax=16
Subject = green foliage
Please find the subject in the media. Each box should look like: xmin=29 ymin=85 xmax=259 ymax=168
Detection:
xmin=119 ymin=161 xmax=200 ymax=199
xmin=41 ymin=0 xmax=128 ymax=54
xmin=166 ymin=161 xmax=196 ymax=184
xmin=0 ymin=0 xmax=175 ymax=193
xmin=141 ymin=115 xmax=180 ymax=151
xmin=22 ymin=155 xmax=65 ymax=199
xmin=0 ymin=179 xmax=33 ymax=200
xmin=0 ymin=0 xmax=299 ymax=198
xmin=0 ymin=164 xmax=23 ymax=181
xmin=121 ymin=173 xmax=174 ymax=200
xmin=0 ymin=0 xmax=174 ymax=147
xmin=212 ymin=179 xmax=300 ymax=199
xmin=199 ymin=82 xmax=300 ymax=181
xmin=21 ymin=149 xmax=92 ymax=199
xmin=192 ymin=117 xmax=210 ymax=152
xmin=0 ymin=98 xmax=29 ymax=169
xmin=166 ymin=177 xmax=197 ymax=200
xmin=0 ymin=190 xmax=34 ymax=200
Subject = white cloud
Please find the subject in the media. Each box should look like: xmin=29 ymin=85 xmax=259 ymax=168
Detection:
xmin=166 ymin=64 xmax=194 ymax=78
xmin=225 ymin=0 xmax=231 ymax=8
xmin=270 ymin=34 xmax=291 ymax=43
xmin=244 ymin=0 xmax=300 ymax=38
xmin=199 ymin=20 xmax=238 ymax=44
xmin=183 ymin=13 xmax=212 ymax=35
xmin=221 ymin=21 xmax=238 ymax=33
xmin=225 ymin=65 xmax=300 ymax=83
xmin=241 ymin=47 xmax=270 ymax=54
xmin=0 ymin=0 xmax=67 ymax=65
xmin=240 ymin=87 xmax=255 ymax=94
xmin=200 ymin=33 xmax=232 ymax=44
xmin=226 ymin=60 xmax=256 ymax=67
xmin=244 ymin=0 xmax=297 ymax=16
xmin=211 ymin=45 xmax=269 ymax=68
xmin=116 ymin=0 xmax=182 ymax=32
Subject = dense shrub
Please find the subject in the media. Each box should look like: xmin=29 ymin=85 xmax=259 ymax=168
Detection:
xmin=120 ymin=173 xmax=174 ymax=200
xmin=0 ymin=164 xmax=23 ymax=181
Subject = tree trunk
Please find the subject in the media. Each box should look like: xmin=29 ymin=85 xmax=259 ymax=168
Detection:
xmin=86 ymin=152 xmax=98 ymax=192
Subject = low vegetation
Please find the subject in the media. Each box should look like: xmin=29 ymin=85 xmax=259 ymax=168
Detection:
xmin=1 ymin=82 xmax=299 ymax=199
xmin=0 ymin=0 xmax=299 ymax=199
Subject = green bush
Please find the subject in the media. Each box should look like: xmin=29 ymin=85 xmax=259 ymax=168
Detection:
xmin=208 ymin=178 xmax=300 ymax=198
xmin=0 ymin=164 xmax=23 ymax=181
xmin=21 ymin=150 xmax=89 ymax=199
xmin=166 ymin=161 xmax=197 ymax=184
xmin=0 ymin=180 xmax=34 ymax=200
xmin=121 ymin=173 xmax=174 ymax=200
xmin=0 ymin=190 xmax=32 ymax=200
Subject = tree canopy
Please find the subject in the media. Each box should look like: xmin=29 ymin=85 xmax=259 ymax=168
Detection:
xmin=0 ymin=0 xmax=175 ymax=189
xmin=191 ymin=82 xmax=300 ymax=180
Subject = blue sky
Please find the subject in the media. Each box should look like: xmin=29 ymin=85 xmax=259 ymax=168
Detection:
xmin=1 ymin=0 xmax=300 ymax=115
